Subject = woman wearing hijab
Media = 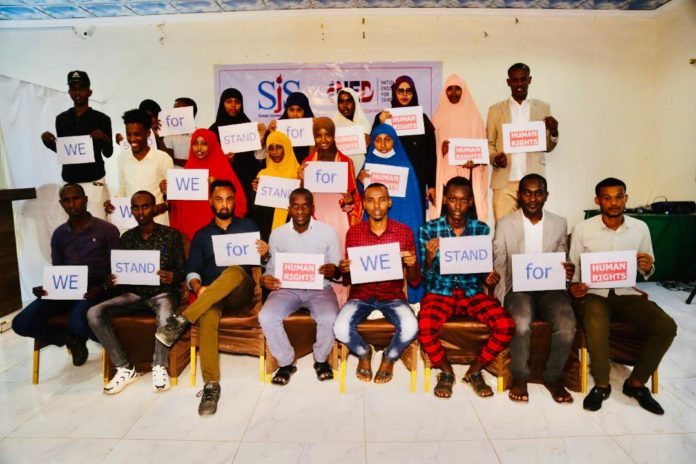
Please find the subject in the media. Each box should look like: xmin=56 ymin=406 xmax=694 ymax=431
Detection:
xmin=360 ymin=123 xmax=425 ymax=303
xmin=431 ymin=74 xmax=489 ymax=222
xmin=251 ymin=131 xmax=301 ymax=241
xmin=209 ymin=88 xmax=263 ymax=204
xmin=167 ymin=128 xmax=248 ymax=241
xmin=373 ymin=76 xmax=437 ymax=215
xmin=332 ymin=88 xmax=371 ymax=175
xmin=267 ymin=92 xmax=315 ymax=164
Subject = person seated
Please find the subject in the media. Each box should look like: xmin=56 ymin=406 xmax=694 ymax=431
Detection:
xmin=12 ymin=183 xmax=119 ymax=366
xmin=418 ymin=176 xmax=514 ymax=399
xmin=569 ymin=177 xmax=677 ymax=415
xmin=87 ymin=191 xmax=185 ymax=395
xmin=155 ymin=180 xmax=268 ymax=416
xmin=259 ymin=188 xmax=342 ymax=385
xmin=334 ymin=183 xmax=420 ymax=384
xmin=492 ymin=174 xmax=576 ymax=403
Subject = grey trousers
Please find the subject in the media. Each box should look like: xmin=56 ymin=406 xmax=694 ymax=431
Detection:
xmin=505 ymin=290 xmax=576 ymax=382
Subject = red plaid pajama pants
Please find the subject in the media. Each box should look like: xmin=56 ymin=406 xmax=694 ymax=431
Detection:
xmin=418 ymin=288 xmax=515 ymax=368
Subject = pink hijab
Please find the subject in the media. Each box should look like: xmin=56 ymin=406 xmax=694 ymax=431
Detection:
xmin=431 ymin=74 xmax=489 ymax=222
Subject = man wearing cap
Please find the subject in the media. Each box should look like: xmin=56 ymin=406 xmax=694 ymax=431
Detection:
xmin=41 ymin=71 xmax=113 ymax=220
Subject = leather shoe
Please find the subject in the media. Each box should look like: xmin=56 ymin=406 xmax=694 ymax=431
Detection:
xmin=66 ymin=335 xmax=88 ymax=367
xmin=583 ymin=385 xmax=611 ymax=411
xmin=623 ymin=380 xmax=664 ymax=415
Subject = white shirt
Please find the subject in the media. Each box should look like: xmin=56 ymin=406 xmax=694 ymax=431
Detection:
xmin=508 ymin=97 xmax=530 ymax=182
xmin=569 ymin=215 xmax=655 ymax=297
xmin=163 ymin=134 xmax=192 ymax=161
xmin=117 ymin=147 xmax=173 ymax=225
xmin=522 ymin=213 xmax=544 ymax=254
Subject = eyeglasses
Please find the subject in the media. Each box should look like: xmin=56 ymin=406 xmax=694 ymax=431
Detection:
xmin=396 ymin=88 xmax=413 ymax=95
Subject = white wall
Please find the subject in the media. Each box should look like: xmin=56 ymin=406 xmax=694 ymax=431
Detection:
xmin=0 ymin=1 xmax=693 ymax=226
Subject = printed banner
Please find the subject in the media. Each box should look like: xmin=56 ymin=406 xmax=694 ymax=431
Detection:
xmin=56 ymin=135 xmax=95 ymax=165
xmin=503 ymin=121 xmax=547 ymax=154
xmin=348 ymin=242 xmax=403 ymax=285
xmin=111 ymin=250 xmax=160 ymax=286
xmin=448 ymin=138 xmax=489 ymax=165
xmin=212 ymin=232 xmax=261 ymax=266
xmin=511 ymin=252 xmax=567 ymax=292
xmin=581 ymin=250 xmax=637 ymax=289
xmin=363 ymin=163 xmax=408 ymax=198
xmin=439 ymin=235 xmax=493 ymax=275
xmin=42 ymin=266 xmax=88 ymax=300
xmin=274 ymin=252 xmax=325 ymax=290
xmin=255 ymin=176 xmax=301 ymax=209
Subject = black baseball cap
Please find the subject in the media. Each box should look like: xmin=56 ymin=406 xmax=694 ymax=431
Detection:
xmin=67 ymin=70 xmax=90 ymax=87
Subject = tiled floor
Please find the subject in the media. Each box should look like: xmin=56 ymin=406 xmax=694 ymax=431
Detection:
xmin=1 ymin=283 xmax=695 ymax=464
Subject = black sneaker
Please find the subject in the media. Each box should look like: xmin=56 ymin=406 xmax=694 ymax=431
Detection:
xmin=583 ymin=385 xmax=611 ymax=412
xmin=623 ymin=380 xmax=664 ymax=415
xmin=66 ymin=335 xmax=88 ymax=366
xmin=197 ymin=382 xmax=221 ymax=416
xmin=155 ymin=314 xmax=189 ymax=347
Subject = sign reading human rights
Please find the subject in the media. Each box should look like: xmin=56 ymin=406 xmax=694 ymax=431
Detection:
xmin=109 ymin=197 xmax=138 ymax=230
xmin=111 ymin=250 xmax=160 ymax=286
xmin=502 ymin=121 xmax=547 ymax=154
xmin=363 ymin=163 xmax=409 ymax=198
xmin=274 ymin=252 xmax=325 ymax=290
xmin=276 ymin=118 xmax=315 ymax=147
xmin=387 ymin=106 xmax=425 ymax=136
xmin=447 ymin=138 xmax=489 ymax=165
xmin=56 ymin=135 xmax=95 ymax=165
xmin=580 ymin=250 xmax=637 ymax=289
xmin=255 ymin=176 xmax=301 ymax=209
xmin=157 ymin=106 xmax=195 ymax=137
xmin=303 ymin=161 xmax=349 ymax=193
xmin=438 ymin=235 xmax=493 ymax=275
xmin=212 ymin=232 xmax=261 ymax=266
xmin=511 ymin=252 xmax=567 ymax=292
xmin=166 ymin=168 xmax=208 ymax=201
xmin=335 ymin=125 xmax=367 ymax=156
xmin=219 ymin=122 xmax=262 ymax=153
xmin=42 ymin=265 xmax=88 ymax=300
xmin=347 ymin=242 xmax=403 ymax=285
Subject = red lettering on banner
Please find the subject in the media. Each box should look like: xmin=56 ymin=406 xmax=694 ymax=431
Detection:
xmin=335 ymin=135 xmax=360 ymax=151
xmin=510 ymin=130 xmax=540 ymax=148
xmin=391 ymin=114 xmax=418 ymax=130
xmin=454 ymin=146 xmax=482 ymax=161
xmin=282 ymin=263 xmax=317 ymax=282
xmin=590 ymin=261 xmax=628 ymax=283
xmin=369 ymin=173 xmax=400 ymax=191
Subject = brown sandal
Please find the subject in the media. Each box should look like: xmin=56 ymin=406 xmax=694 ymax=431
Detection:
xmin=463 ymin=371 xmax=493 ymax=398
xmin=545 ymin=379 xmax=574 ymax=404
xmin=434 ymin=372 xmax=455 ymax=399
xmin=509 ymin=377 xmax=529 ymax=403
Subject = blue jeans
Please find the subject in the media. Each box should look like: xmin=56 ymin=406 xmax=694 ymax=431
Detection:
xmin=334 ymin=298 xmax=418 ymax=361
xmin=12 ymin=298 xmax=97 ymax=346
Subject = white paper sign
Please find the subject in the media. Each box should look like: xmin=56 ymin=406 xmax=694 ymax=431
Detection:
xmin=110 ymin=197 xmax=138 ymax=230
xmin=212 ymin=232 xmax=261 ymax=266
xmin=448 ymin=138 xmax=489 ymax=165
xmin=276 ymin=118 xmax=315 ymax=147
xmin=363 ymin=163 xmax=409 ymax=198
xmin=42 ymin=266 xmax=88 ymax=300
xmin=387 ymin=106 xmax=425 ymax=136
xmin=120 ymin=133 xmax=156 ymax=151
xmin=503 ymin=121 xmax=547 ymax=154
xmin=219 ymin=122 xmax=262 ymax=153
xmin=56 ymin=135 xmax=95 ymax=165
xmin=335 ymin=125 xmax=367 ymax=155
xmin=439 ymin=235 xmax=493 ymax=275
xmin=158 ymin=106 xmax=195 ymax=137
xmin=255 ymin=176 xmax=301 ymax=209
xmin=303 ymin=161 xmax=349 ymax=193
xmin=512 ymin=252 xmax=567 ymax=292
xmin=166 ymin=168 xmax=208 ymax=201
xmin=112 ymin=250 xmax=160 ymax=286
xmin=581 ymin=250 xmax=637 ymax=289
xmin=347 ymin=242 xmax=403 ymax=285
xmin=274 ymin=252 xmax=325 ymax=290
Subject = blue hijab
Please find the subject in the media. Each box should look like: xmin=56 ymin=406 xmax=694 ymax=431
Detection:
xmin=362 ymin=124 xmax=424 ymax=302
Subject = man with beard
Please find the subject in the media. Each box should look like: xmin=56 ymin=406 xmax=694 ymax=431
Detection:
xmin=155 ymin=180 xmax=268 ymax=415
xmin=569 ymin=177 xmax=677 ymax=414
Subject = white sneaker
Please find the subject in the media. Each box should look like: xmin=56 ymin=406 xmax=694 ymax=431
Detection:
xmin=103 ymin=365 xmax=138 ymax=395
xmin=152 ymin=365 xmax=171 ymax=392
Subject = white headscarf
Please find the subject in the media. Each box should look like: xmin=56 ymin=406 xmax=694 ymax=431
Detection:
xmin=331 ymin=87 xmax=371 ymax=135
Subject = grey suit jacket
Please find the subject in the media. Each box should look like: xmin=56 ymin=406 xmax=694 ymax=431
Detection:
xmin=492 ymin=208 xmax=568 ymax=303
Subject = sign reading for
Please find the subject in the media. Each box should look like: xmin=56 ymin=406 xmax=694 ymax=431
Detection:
xmin=276 ymin=118 xmax=316 ymax=147
xmin=112 ymin=250 xmax=160 ymax=286
xmin=212 ymin=232 xmax=261 ymax=266
xmin=274 ymin=252 xmax=324 ymax=290
xmin=42 ymin=266 xmax=88 ymax=300
xmin=438 ymin=235 xmax=493 ymax=275
xmin=303 ymin=161 xmax=348 ymax=193
xmin=502 ymin=121 xmax=547 ymax=154
xmin=347 ymin=242 xmax=403 ymax=285
xmin=581 ymin=250 xmax=637 ymax=289
xmin=166 ymin=168 xmax=208 ymax=201
xmin=511 ymin=252 xmax=567 ymax=292
xmin=56 ymin=135 xmax=95 ymax=165
xmin=158 ymin=106 xmax=195 ymax=137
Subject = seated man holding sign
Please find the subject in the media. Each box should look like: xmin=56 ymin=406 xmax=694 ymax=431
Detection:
xmin=13 ymin=183 xmax=120 ymax=366
xmin=418 ymin=176 xmax=514 ymax=399
xmin=492 ymin=174 xmax=576 ymax=404
xmin=259 ymin=188 xmax=342 ymax=385
xmin=155 ymin=180 xmax=269 ymax=415
xmin=334 ymin=183 xmax=420 ymax=383
xmin=569 ymin=178 xmax=677 ymax=415
xmin=88 ymin=191 xmax=185 ymax=395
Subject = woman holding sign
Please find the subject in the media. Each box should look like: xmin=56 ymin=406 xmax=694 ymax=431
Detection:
xmin=209 ymin=88 xmax=264 ymax=204
xmin=251 ymin=131 xmax=301 ymax=241
xmin=167 ymin=128 xmax=247 ymax=240
xmin=373 ymin=76 xmax=437 ymax=213
xmin=332 ymin=88 xmax=371 ymax=174
xmin=431 ymin=74 xmax=488 ymax=222
xmin=267 ymin=92 xmax=315 ymax=164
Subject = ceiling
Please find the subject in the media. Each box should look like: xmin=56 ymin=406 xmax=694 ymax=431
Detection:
xmin=0 ymin=1 xmax=673 ymax=21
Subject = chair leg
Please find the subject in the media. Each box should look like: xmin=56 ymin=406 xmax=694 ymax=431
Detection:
xmin=190 ymin=345 xmax=197 ymax=387
xmin=259 ymin=355 xmax=265 ymax=383
xmin=340 ymin=344 xmax=348 ymax=395
xmin=332 ymin=342 xmax=339 ymax=382
xmin=102 ymin=348 xmax=109 ymax=385
xmin=32 ymin=346 xmax=40 ymax=385
xmin=171 ymin=376 xmax=178 ymax=386
xmin=651 ymin=369 xmax=659 ymax=394
xmin=423 ymin=352 xmax=431 ymax=393
xmin=580 ymin=347 xmax=588 ymax=393
xmin=409 ymin=341 xmax=417 ymax=394
xmin=497 ymin=375 xmax=504 ymax=393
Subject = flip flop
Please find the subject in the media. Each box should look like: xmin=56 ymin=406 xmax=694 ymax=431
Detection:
xmin=271 ymin=365 xmax=297 ymax=386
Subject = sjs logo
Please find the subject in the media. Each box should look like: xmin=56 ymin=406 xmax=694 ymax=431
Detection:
xmin=326 ymin=80 xmax=374 ymax=103
xmin=258 ymin=75 xmax=301 ymax=113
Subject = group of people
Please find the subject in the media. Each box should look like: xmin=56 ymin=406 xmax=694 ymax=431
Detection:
xmin=13 ymin=65 xmax=677 ymax=418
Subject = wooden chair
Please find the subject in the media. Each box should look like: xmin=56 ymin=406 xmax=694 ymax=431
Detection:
xmin=525 ymin=320 xmax=583 ymax=392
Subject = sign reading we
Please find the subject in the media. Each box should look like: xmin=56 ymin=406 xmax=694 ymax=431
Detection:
xmin=347 ymin=242 xmax=403 ymax=285
xmin=43 ymin=266 xmax=88 ymax=300
xmin=56 ymin=135 xmax=95 ymax=165
xmin=166 ymin=169 xmax=208 ymax=201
